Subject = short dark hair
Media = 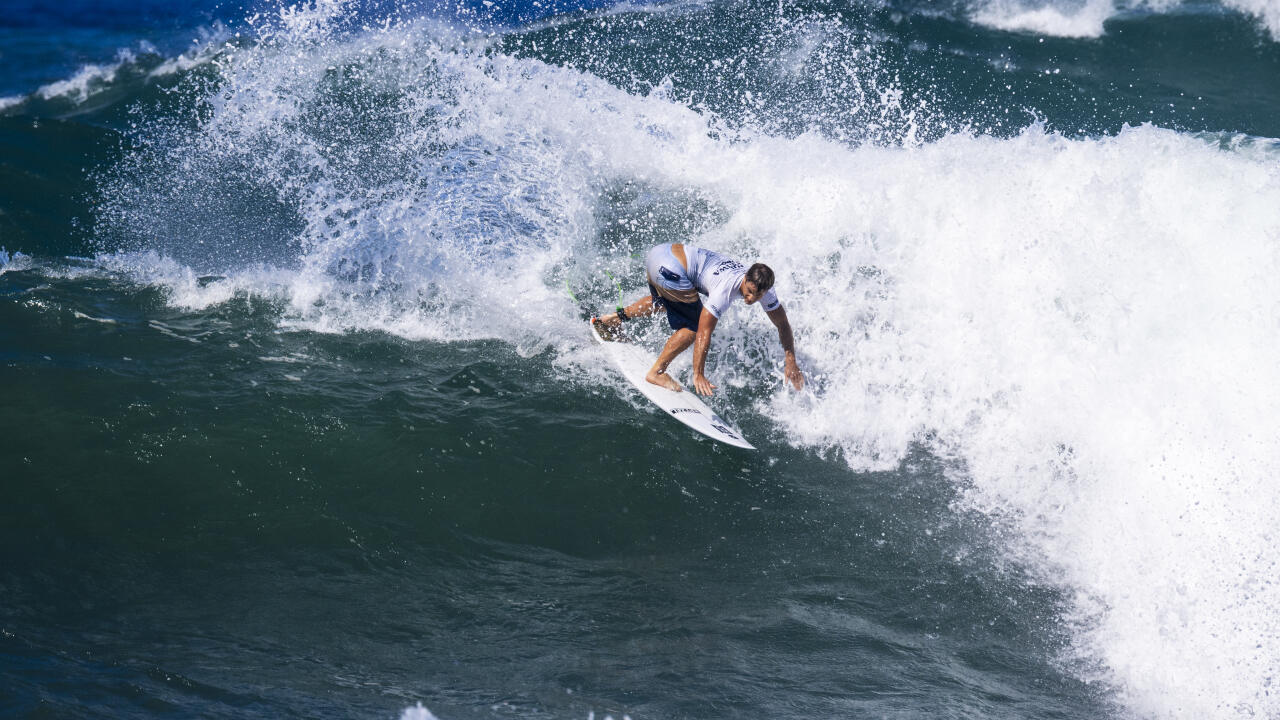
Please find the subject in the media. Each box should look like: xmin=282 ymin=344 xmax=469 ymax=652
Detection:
xmin=746 ymin=263 xmax=774 ymax=292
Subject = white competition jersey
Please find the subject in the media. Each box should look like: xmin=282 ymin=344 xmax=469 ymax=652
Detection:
xmin=684 ymin=246 xmax=781 ymax=318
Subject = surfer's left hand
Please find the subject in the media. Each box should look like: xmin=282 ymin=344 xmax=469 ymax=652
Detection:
xmin=785 ymin=356 xmax=804 ymax=390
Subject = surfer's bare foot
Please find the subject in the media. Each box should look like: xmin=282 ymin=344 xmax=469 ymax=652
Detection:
xmin=592 ymin=317 xmax=623 ymax=342
xmin=646 ymin=369 xmax=682 ymax=392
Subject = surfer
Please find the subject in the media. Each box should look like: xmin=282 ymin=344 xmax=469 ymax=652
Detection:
xmin=595 ymin=243 xmax=804 ymax=396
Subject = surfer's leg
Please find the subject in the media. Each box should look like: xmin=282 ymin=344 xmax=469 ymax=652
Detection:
xmin=642 ymin=283 xmax=702 ymax=391
xmin=646 ymin=328 xmax=695 ymax=392
xmin=598 ymin=296 xmax=655 ymax=327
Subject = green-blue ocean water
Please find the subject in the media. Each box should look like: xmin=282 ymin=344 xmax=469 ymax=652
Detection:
xmin=3 ymin=1 xmax=1280 ymax=718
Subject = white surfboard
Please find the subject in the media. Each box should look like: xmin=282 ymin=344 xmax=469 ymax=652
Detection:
xmin=590 ymin=322 xmax=754 ymax=449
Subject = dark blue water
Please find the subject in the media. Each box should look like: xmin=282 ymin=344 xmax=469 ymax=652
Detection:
xmin=3 ymin=1 xmax=1279 ymax=718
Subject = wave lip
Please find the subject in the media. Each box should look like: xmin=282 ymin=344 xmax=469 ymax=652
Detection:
xmin=0 ymin=248 xmax=32 ymax=274
xmin=971 ymin=0 xmax=1117 ymax=37
xmin=35 ymin=48 xmax=142 ymax=104
xmin=969 ymin=0 xmax=1280 ymax=39
xmin=0 ymin=33 xmax=226 ymax=116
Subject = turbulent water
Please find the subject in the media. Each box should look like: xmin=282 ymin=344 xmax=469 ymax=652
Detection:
xmin=3 ymin=0 xmax=1279 ymax=718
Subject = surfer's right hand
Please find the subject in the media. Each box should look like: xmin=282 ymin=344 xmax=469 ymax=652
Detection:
xmin=596 ymin=312 xmax=621 ymax=327
xmin=784 ymin=355 xmax=805 ymax=390
xmin=693 ymin=373 xmax=717 ymax=396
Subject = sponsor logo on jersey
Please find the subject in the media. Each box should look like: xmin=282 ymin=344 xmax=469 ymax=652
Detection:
xmin=712 ymin=259 xmax=744 ymax=276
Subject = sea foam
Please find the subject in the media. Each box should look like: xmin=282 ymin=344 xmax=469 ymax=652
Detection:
xmin=745 ymin=125 xmax=1280 ymax=719
xmin=400 ymin=703 xmax=441 ymax=720
xmin=1224 ymin=0 xmax=1280 ymax=37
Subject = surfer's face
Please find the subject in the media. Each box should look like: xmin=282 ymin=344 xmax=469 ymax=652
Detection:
xmin=741 ymin=280 xmax=763 ymax=304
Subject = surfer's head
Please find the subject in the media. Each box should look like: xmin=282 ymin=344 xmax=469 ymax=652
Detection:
xmin=741 ymin=263 xmax=774 ymax=304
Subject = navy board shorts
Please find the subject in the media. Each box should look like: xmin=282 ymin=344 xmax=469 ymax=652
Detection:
xmin=648 ymin=281 xmax=703 ymax=332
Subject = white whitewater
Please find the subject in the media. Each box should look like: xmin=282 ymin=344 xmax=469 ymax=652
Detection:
xmin=90 ymin=2 xmax=1280 ymax=716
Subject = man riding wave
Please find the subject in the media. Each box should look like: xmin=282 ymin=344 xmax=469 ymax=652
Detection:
xmin=594 ymin=243 xmax=805 ymax=396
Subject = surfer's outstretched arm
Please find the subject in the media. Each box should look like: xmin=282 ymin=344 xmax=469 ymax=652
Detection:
xmin=692 ymin=308 xmax=719 ymax=396
xmin=766 ymin=305 xmax=805 ymax=390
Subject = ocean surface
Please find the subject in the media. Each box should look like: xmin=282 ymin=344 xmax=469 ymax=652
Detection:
xmin=3 ymin=0 xmax=1279 ymax=718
